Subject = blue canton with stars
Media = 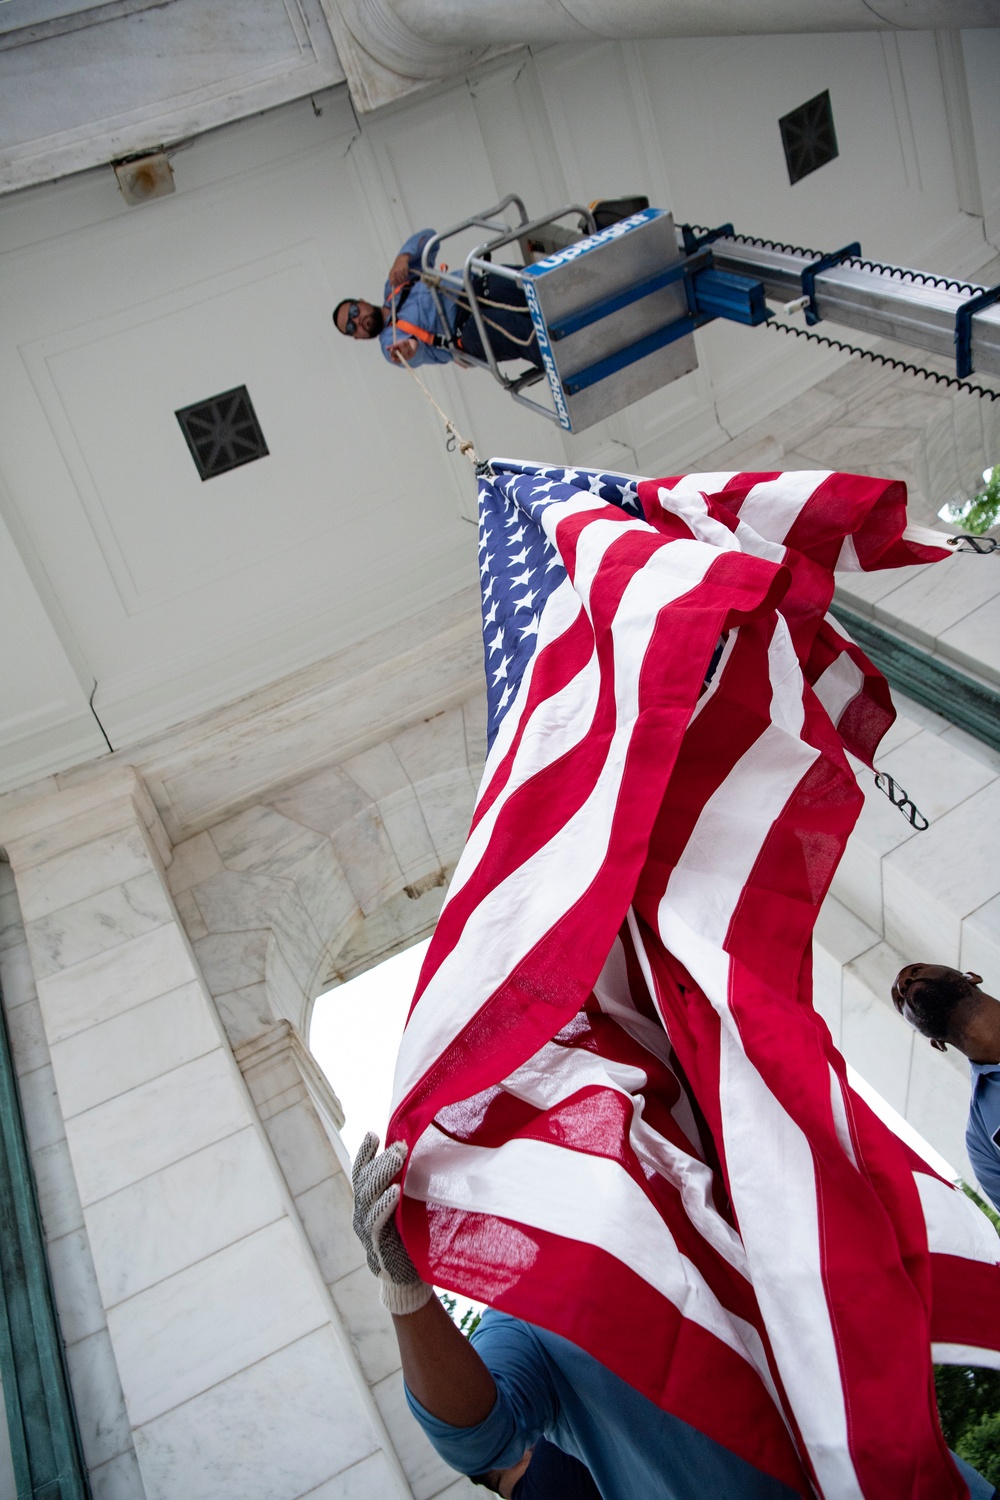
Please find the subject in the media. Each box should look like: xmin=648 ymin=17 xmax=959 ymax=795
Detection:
xmin=478 ymin=462 xmax=644 ymax=750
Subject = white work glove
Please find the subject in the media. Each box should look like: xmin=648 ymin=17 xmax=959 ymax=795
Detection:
xmin=351 ymin=1132 xmax=433 ymax=1316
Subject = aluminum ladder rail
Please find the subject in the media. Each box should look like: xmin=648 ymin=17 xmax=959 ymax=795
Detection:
xmin=701 ymin=234 xmax=1000 ymax=379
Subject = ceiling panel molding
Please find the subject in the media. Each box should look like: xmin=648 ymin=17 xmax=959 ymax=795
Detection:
xmin=0 ymin=0 xmax=346 ymax=193
xmin=61 ymin=585 xmax=484 ymax=845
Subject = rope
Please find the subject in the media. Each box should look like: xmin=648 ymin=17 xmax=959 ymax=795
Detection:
xmin=420 ymin=269 xmax=540 ymax=350
xmin=766 ymin=319 xmax=1000 ymax=401
xmin=390 ymin=290 xmax=480 ymax=467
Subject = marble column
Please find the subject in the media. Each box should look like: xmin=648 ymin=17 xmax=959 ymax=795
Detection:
xmin=0 ymin=766 xmax=433 ymax=1500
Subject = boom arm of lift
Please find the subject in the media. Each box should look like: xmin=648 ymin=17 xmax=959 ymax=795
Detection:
xmin=416 ymin=200 xmax=1000 ymax=434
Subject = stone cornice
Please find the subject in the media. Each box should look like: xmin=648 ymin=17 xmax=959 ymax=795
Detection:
xmin=0 ymin=587 xmax=484 ymax=850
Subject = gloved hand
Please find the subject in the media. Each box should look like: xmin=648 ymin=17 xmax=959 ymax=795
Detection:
xmin=351 ymin=1132 xmax=433 ymax=1316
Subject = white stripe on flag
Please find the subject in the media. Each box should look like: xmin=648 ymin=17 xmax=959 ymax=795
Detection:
xmin=393 ymin=538 xmax=720 ymax=1107
xmin=406 ymin=1129 xmax=778 ymax=1393
xmin=737 ymin=472 xmax=832 ymax=544
xmin=915 ymin=1172 xmax=1000 ymax=1265
xmin=718 ymin=1027 xmax=865 ymax=1500
xmin=656 ymin=622 xmax=862 ymax=1498
xmin=932 ymin=1343 xmax=1000 ymax=1371
xmin=813 ymin=652 xmax=865 ymax=726
xmin=501 ymin=1041 xmax=750 ymax=1275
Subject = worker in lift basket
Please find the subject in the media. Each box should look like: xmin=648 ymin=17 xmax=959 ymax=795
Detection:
xmin=333 ymin=228 xmax=542 ymax=370
xmin=332 ymin=198 xmax=650 ymax=371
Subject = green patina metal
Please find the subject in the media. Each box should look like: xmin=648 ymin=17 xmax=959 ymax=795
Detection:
xmin=832 ymin=602 xmax=1000 ymax=755
xmin=0 ymin=981 xmax=90 ymax=1500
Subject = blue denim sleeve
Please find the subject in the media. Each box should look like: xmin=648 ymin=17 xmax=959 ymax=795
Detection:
xmin=378 ymin=327 xmax=450 ymax=368
xmin=398 ymin=228 xmax=436 ymax=269
xmin=404 ymin=1313 xmax=559 ymax=1475
xmin=966 ymin=1129 xmax=1000 ymax=1215
xmin=951 ymin=1450 xmax=996 ymax=1500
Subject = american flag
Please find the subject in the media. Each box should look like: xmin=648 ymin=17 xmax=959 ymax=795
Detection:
xmin=389 ymin=462 xmax=1000 ymax=1498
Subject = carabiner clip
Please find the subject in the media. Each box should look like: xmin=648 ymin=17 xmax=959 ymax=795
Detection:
xmin=874 ymin=771 xmax=929 ymax=830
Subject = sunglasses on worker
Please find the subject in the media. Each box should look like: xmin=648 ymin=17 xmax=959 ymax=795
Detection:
xmin=342 ymin=302 xmax=360 ymax=335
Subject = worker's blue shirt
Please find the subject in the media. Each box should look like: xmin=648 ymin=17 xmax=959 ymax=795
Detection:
xmin=967 ymin=1061 xmax=1000 ymax=1213
xmin=406 ymin=1309 xmax=798 ymax=1500
xmin=407 ymin=1310 xmax=995 ymax=1500
xmin=379 ymin=228 xmax=457 ymax=369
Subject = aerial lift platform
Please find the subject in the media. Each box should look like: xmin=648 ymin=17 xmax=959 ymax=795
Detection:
xmin=418 ymin=196 xmax=1000 ymax=434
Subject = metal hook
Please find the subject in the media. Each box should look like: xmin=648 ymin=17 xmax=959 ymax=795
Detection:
xmin=947 ymin=534 xmax=1000 ymax=554
xmin=874 ymin=771 xmax=929 ymax=830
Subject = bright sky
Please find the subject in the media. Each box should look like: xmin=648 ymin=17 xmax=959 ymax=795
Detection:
xmin=311 ymin=938 xmax=430 ymax=1160
xmin=310 ymin=938 xmax=961 ymax=1186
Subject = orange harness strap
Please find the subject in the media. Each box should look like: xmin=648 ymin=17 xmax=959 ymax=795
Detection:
xmin=393 ymin=316 xmax=436 ymax=346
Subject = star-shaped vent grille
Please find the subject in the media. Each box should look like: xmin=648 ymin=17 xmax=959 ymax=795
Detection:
xmin=779 ymin=91 xmax=838 ymax=186
xmin=176 ymin=386 xmax=268 ymax=481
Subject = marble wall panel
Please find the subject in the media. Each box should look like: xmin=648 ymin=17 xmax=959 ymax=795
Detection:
xmin=35 ymin=923 xmax=196 ymax=1044
xmin=131 ymin=1328 xmax=400 ymax=1500
xmin=13 ymin=824 xmax=152 ymax=923
xmin=883 ymin=779 xmax=1000 ymax=963
xmin=905 ymin=1040 xmax=977 ymax=1183
xmin=208 ymin=805 xmax=325 ymax=874
xmin=212 ymin=980 xmax=276 ymax=1047
xmin=869 ymin=554 xmax=1000 ymax=650
xmin=341 ymin=743 xmax=414 ymax=803
xmin=165 ymin=831 xmax=224 ymax=895
xmin=391 ymin=709 xmax=469 ymax=787
xmin=461 ymin=698 xmax=488 ymax=780
xmin=18 ymin=1061 xmax=68 ymax=1151
xmin=192 ymin=929 xmax=270 ymax=997
xmin=961 ymin=894 xmax=1000 ymax=982
xmin=88 ymin=1449 xmax=147 ymax=1500
xmin=84 ymin=1127 xmax=286 ymax=1307
xmin=65 ymin=1049 xmax=250 ymax=1205
xmin=64 ymin=1327 xmax=137 ymax=1472
xmin=0 ymin=865 xmax=144 ymax=1497
xmin=42 ymin=1223 xmax=105 ymax=1350
xmin=106 ymin=1219 xmax=328 ymax=1427
xmin=6 ymin=989 xmax=52 ymax=1077
xmin=270 ymin=765 xmax=380 ymax=845
xmin=28 ymin=871 xmax=173 ymax=980
xmin=410 ymin=771 xmax=477 ymax=868
xmin=842 ymin=944 xmax=915 ymax=1114
xmin=288 ymin=844 xmax=362 ymax=958
xmin=875 ymin=730 xmax=996 ymax=826
xmin=50 ymin=981 xmax=218 ymax=1118
xmin=292 ymin=1172 xmax=368 ymax=1287
xmin=308 ymin=1451 xmax=413 ymax=1500
xmin=372 ymin=1369 xmax=461 ymax=1500
xmin=329 ymin=1265 xmax=399 ymax=1386
xmin=938 ymin=595 xmax=1000 ymax=688
xmin=171 ymin=888 xmax=207 ymax=941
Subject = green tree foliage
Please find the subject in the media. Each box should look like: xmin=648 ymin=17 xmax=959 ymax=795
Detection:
xmin=935 ymin=1366 xmax=1000 ymax=1447
xmin=932 ymin=1186 xmax=1000 ymax=1476
xmin=438 ymin=1291 xmax=483 ymax=1337
xmin=958 ymin=1412 xmax=1000 ymax=1487
xmin=944 ymin=464 xmax=1000 ymax=535
xmin=962 ymin=1180 xmax=1000 ymax=1233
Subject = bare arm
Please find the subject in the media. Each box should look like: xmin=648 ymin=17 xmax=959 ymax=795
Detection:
xmin=392 ymin=1295 xmax=498 ymax=1427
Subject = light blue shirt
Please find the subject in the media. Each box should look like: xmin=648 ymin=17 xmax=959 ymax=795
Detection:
xmin=967 ymin=1061 xmax=1000 ymax=1214
xmin=407 ymin=1309 xmax=799 ymax=1499
xmin=406 ymin=1310 xmax=994 ymax=1500
xmin=379 ymin=228 xmax=458 ymax=369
